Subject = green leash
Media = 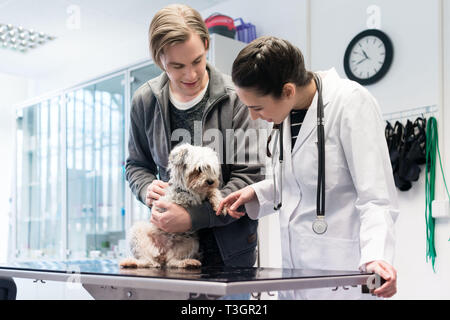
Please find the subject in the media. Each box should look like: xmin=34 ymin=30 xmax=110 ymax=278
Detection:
xmin=425 ymin=117 xmax=450 ymax=271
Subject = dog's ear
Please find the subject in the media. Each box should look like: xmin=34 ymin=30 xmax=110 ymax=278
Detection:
xmin=169 ymin=144 xmax=189 ymax=167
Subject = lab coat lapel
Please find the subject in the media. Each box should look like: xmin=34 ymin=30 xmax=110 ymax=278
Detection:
xmin=282 ymin=115 xmax=293 ymax=172
xmin=279 ymin=115 xmax=300 ymax=269
xmin=291 ymin=70 xmax=335 ymax=156
xmin=290 ymin=94 xmax=318 ymax=155
xmin=280 ymin=115 xmax=297 ymax=214
xmin=282 ymin=115 xmax=301 ymax=201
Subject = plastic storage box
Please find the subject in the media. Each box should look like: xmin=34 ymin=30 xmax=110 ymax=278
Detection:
xmin=234 ymin=18 xmax=256 ymax=43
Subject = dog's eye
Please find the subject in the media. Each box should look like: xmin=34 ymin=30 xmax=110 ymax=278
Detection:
xmin=197 ymin=167 xmax=202 ymax=173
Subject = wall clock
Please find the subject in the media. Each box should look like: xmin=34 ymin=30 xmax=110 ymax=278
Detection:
xmin=343 ymin=29 xmax=393 ymax=85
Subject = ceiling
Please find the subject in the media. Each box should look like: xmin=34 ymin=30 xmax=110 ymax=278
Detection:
xmin=0 ymin=0 xmax=226 ymax=79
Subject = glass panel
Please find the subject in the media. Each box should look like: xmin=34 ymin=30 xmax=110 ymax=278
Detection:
xmin=130 ymin=63 xmax=162 ymax=95
xmin=129 ymin=64 xmax=163 ymax=222
xmin=66 ymin=74 xmax=126 ymax=259
xmin=15 ymin=97 xmax=63 ymax=259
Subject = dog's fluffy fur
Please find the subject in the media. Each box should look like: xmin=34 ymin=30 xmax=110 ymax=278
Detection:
xmin=120 ymin=144 xmax=226 ymax=269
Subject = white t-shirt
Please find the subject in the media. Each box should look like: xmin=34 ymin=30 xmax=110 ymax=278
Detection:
xmin=169 ymin=80 xmax=209 ymax=110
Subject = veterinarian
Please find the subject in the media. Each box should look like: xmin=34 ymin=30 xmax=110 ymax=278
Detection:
xmin=126 ymin=4 xmax=263 ymax=270
xmin=216 ymin=36 xmax=400 ymax=299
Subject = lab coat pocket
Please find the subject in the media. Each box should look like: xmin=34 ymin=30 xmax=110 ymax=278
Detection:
xmin=295 ymin=144 xmax=340 ymax=190
xmin=297 ymin=235 xmax=360 ymax=271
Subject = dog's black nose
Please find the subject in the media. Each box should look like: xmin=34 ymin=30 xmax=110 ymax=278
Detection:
xmin=206 ymin=179 xmax=214 ymax=185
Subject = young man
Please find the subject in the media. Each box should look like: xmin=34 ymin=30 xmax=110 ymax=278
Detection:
xmin=126 ymin=4 xmax=263 ymax=268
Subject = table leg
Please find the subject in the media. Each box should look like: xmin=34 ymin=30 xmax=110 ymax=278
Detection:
xmin=0 ymin=277 xmax=17 ymax=300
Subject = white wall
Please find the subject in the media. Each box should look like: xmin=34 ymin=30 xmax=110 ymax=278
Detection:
xmin=201 ymin=1 xmax=309 ymax=62
xmin=310 ymin=0 xmax=439 ymax=112
xmin=0 ymin=73 xmax=30 ymax=263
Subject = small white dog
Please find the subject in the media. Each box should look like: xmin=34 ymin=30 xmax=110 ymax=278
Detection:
xmin=120 ymin=144 xmax=226 ymax=269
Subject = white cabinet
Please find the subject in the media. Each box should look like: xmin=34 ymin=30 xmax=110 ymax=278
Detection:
xmin=208 ymin=33 xmax=247 ymax=75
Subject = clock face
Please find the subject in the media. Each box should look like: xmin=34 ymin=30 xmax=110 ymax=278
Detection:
xmin=344 ymin=29 xmax=393 ymax=85
xmin=348 ymin=36 xmax=386 ymax=79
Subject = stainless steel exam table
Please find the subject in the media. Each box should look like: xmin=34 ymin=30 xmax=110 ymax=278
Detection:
xmin=0 ymin=260 xmax=378 ymax=300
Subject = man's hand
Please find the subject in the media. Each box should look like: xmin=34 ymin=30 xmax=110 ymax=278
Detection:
xmin=145 ymin=180 xmax=169 ymax=207
xmin=365 ymin=260 xmax=397 ymax=298
xmin=151 ymin=200 xmax=192 ymax=233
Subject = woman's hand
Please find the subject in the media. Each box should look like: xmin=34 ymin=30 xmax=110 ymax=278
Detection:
xmin=216 ymin=186 xmax=256 ymax=219
xmin=365 ymin=260 xmax=397 ymax=298
xmin=145 ymin=180 xmax=169 ymax=207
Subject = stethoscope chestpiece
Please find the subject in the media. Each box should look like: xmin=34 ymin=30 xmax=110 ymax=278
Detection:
xmin=312 ymin=216 xmax=328 ymax=235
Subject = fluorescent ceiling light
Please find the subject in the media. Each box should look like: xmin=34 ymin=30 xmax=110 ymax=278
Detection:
xmin=0 ymin=23 xmax=56 ymax=53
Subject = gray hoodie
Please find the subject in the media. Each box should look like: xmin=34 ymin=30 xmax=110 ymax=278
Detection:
xmin=125 ymin=64 xmax=264 ymax=266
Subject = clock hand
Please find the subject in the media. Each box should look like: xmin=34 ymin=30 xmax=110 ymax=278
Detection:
xmin=361 ymin=49 xmax=370 ymax=60
xmin=356 ymin=57 xmax=368 ymax=65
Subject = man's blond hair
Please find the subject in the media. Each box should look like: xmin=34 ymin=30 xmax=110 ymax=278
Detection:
xmin=149 ymin=4 xmax=210 ymax=70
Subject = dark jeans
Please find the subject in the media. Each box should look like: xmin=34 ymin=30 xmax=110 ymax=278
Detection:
xmin=197 ymin=228 xmax=251 ymax=300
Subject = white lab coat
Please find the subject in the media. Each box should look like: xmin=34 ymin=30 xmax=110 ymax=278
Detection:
xmin=245 ymin=68 xmax=399 ymax=300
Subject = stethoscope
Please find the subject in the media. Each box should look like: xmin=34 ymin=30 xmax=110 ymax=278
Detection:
xmin=269 ymin=73 xmax=327 ymax=235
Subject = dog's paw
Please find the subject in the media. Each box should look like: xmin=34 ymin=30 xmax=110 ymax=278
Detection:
xmin=181 ymin=259 xmax=202 ymax=269
xmin=119 ymin=258 xmax=162 ymax=269
xmin=168 ymin=258 xmax=202 ymax=269
xmin=137 ymin=259 xmax=162 ymax=268
xmin=212 ymin=203 xmax=228 ymax=216
xmin=145 ymin=261 xmax=162 ymax=268
xmin=119 ymin=258 xmax=138 ymax=268
xmin=219 ymin=205 xmax=228 ymax=216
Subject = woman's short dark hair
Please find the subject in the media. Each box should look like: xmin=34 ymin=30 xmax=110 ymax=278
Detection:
xmin=232 ymin=36 xmax=313 ymax=98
